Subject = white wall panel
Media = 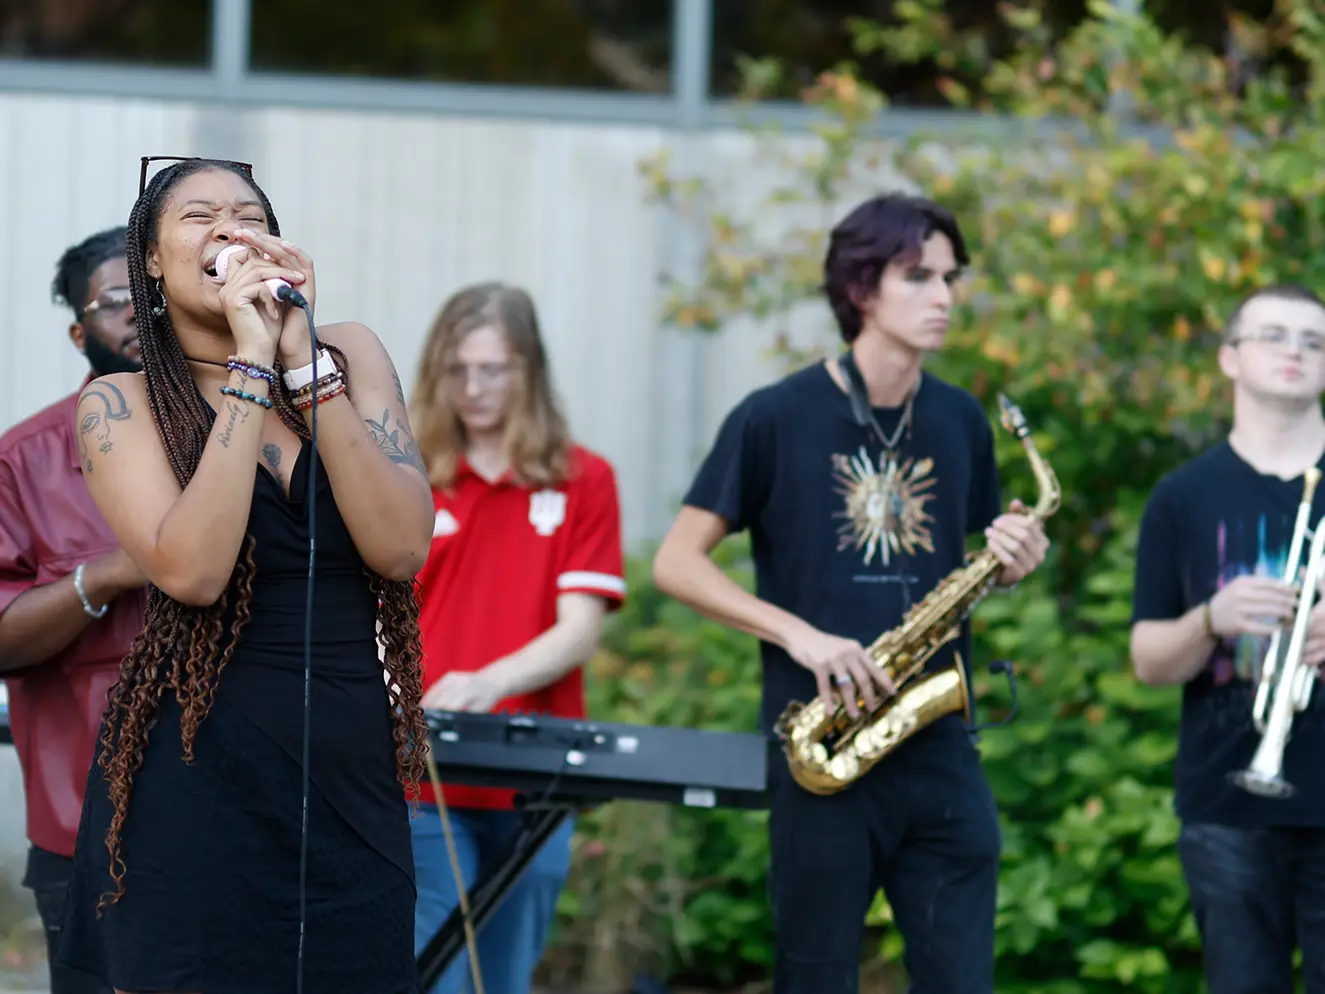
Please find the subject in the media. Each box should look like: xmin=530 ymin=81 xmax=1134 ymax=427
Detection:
xmin=0 ymin=93 xmax=676 ymax=548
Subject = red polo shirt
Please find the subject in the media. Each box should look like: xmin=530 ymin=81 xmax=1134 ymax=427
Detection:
xmin=416 ymin=444 xmax=626 ymax=810
xmin=0 ymin=384 xmax=147 ymax=858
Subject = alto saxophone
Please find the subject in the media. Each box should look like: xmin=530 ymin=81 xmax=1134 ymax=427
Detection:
xmin=775 ymin=394 xmax=1061 ymax=795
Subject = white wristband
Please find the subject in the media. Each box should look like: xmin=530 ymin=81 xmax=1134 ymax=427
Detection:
xmin=74 ymin=563 xmax=108 ymax=619
xmin=282 ymin=349 xmax=334 ymax=391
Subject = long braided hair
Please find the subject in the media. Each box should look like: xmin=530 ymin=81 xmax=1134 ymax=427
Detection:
xmin=96 ymin=158 xmax=426 ymax=910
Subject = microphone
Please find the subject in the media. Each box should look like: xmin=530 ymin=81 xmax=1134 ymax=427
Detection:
xmin=213 ymin=243 xmax=308 ymax=308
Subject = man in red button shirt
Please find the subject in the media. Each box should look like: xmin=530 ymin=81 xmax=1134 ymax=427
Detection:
xmin=0 ymin=227 xmax=149 ymax=994
xmin=407 ymin=282 xmax=626 ymax=994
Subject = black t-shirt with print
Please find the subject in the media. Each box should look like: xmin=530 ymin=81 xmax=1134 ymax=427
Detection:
xmin=683 ymin=362 xmax=1003 ymax=738
xmin=1133 ymin=442 xmax=1325 ymax=827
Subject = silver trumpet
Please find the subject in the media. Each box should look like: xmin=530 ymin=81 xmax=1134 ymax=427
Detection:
xmin=1229 ymin=467 xmax=1323 ymax=799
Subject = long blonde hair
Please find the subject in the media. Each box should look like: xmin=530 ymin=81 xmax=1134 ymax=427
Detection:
xmin=410 ymin=281 xmax=573 ymax=490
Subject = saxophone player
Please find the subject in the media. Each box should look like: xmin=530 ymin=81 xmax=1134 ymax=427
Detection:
xmin=652 ymin=193 xmax=1049 ymax=994
xmin=1131 ymin=283 xmax=1325 ymax=993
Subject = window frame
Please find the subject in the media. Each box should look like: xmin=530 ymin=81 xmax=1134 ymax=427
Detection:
xmin=0 ymin=0 xmax=1166 ymax=135
xmin=0 ymin=0 xmax=696 ymax=128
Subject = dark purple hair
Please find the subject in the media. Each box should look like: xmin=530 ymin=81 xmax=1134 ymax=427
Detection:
xmin=822 ymin=193 xmax=969 ymax=343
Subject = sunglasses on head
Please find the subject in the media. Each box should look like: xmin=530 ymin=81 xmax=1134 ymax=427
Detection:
xmin=138 ymin=156 xmax=255 ymax=197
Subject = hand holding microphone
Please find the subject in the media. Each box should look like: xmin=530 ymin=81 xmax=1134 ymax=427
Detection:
xmin=213 ymin=239 xmax=308 ymax=359
xmin=221 ymin=230 xmax=320 ymax=367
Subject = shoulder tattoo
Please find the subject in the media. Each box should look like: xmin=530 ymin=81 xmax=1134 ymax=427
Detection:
xmin=77 ymin=381 xmax=133 ymax=473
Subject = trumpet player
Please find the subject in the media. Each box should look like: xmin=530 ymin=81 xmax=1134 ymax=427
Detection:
xmin=653 ymin=193 xmax=1048 ymax=994
xmin=1131 ymin=283 xmax=1325 ymax=993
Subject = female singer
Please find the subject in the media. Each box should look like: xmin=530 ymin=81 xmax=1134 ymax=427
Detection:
xmin=54 ymin=157 xmax=434 ymax=994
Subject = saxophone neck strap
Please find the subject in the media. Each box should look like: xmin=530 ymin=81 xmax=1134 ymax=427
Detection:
xmin=837 ymin=349 xmax=875 ymax=430
xmin=835 ymin=350 xmax=919 ymax=453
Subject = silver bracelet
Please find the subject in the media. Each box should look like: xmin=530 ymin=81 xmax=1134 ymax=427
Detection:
xmin=73 ymin=563 xmax=108 ymax=619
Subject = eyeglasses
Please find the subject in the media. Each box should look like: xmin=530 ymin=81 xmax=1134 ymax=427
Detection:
xmin=443 ymin=361 xmax=515 ymax=390
xmin=138 ymin=156 xmax=255 ymax=197
xmin=83 ymin=287 xmax=133 ymax=317
xmin=1231 ymin=326 xmax=1325 ymax=353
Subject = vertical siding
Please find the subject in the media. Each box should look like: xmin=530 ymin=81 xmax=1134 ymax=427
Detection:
xmin=0 ymin=94 xmax=195 ymax=426
xmin=0 ymin=93 xmax=679 ymax=548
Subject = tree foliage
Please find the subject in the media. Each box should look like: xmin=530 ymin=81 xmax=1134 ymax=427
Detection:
xmin=550 ymin=0 xmax=1325 ymax=989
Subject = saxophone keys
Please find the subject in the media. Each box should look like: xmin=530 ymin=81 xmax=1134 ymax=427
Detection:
xmin=829 ymin=752 xmax=860 ymax=782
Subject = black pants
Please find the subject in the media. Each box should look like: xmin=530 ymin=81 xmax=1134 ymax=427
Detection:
xmin=22 ymin=846 xmax=113 ymax=994
xmin=767 ymin=721 xmax=1002 ymax=994
xmin=1178 ymin=822 xmax=1325 ymax=993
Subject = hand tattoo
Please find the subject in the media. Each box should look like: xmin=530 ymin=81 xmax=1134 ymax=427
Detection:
xmin=365 ymin=409 xmax=427 ymax=476
xmin=77 ymin=381 xmax=133 ymax=473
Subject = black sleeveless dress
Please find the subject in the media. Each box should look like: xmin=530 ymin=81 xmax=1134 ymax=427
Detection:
xmin=55 ymin=440 xmax=420 ymax=994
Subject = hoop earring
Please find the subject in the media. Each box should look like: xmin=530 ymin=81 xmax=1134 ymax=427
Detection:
xmin=151 ymin=279 xmax=167 ymax=317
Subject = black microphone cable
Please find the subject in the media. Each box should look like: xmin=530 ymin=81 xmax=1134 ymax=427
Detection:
xmin=276 ymin=283 xmax=316 ymax=994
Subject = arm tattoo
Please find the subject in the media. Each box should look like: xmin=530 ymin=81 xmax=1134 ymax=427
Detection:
xmin=216 ymin=371 xmax=255 ymax=449
xmin=261 ymin=442 xmax=284 ymax=486
xmin=365 ymin=409 xmax=427 ymax=475
xmin=77 ymin=382 xmax=133 ymax=473
xmin=217 ymin=399 xmax=250 ymax=448
xmin=391 ymin=367 xmax=407 ymax=407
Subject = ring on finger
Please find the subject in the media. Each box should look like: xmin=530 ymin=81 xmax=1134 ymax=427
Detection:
xmin=834 ymin=673 xmax=853 ymax=686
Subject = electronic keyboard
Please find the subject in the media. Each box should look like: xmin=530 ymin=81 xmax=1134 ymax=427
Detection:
xmin=416 ymin=709 xmax=775 ymax=986
xmin=425 ymin=708 xmax=773 ymax=810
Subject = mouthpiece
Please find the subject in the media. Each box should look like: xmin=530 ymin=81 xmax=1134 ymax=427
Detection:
xmin=997 ymin=394 xmax=1029 ymax=439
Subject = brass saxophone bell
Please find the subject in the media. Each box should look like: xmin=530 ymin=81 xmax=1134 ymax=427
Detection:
xmin=777 ymin=392 xmax=1061 ymax=794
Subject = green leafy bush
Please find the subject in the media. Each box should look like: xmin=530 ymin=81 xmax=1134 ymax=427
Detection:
xmin=546 ymin=0 xmax=1325 ymax=989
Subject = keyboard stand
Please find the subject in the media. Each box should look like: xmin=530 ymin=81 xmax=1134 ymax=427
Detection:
xmin=416 ymin=795 xmax=585 ymax=989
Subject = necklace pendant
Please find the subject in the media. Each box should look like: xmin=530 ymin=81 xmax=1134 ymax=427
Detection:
xmin=881 ymin=451 xmax=899 ymax=479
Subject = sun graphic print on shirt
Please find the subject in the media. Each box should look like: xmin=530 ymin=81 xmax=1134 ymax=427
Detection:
xmin=1209 ymin=513 xmax=1317 ymax=688
xmin=831 ymin=446 xmax=938 ymax=567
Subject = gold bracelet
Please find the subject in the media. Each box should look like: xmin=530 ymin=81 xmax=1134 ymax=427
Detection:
xmin=1202 ymin=601 xmax=1215 ymax=639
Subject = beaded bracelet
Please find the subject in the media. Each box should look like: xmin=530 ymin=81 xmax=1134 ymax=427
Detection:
xmin=220 ymin=385 xmax=274 ymax=409
xmin=293 ymin=384 xmax=345 ymax=412
xmin=293 ymin=377 xmax=347 ymax=412
xmin=293 ymin=376 xmax=347 ymax=411
xmin=291 ymin=369 xmax=344 ymax=407
xmin=227 ymin=355 xmax=277 ymax=387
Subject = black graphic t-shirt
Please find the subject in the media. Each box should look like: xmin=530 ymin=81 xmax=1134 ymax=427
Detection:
xmin=1133 ymin=442 xmax=1325 ymax=827
xmin=684 ymin=362 xmax=1003 ymax=737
